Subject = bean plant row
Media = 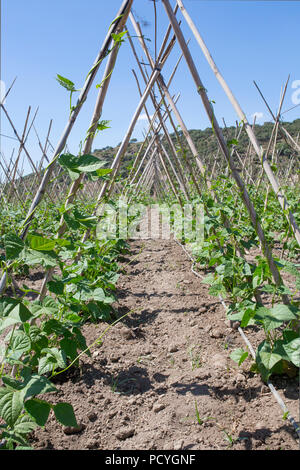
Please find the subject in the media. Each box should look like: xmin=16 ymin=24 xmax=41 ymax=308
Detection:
xmin=0 ymin=151 xmax=146 ymax=449
xmin=158 ymin=174 xmax=300 ymax=383
xmin=0 ymin=17 xmax=299 ymax=446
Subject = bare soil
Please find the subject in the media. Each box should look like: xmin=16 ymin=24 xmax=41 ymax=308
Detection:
xmin=28 ymin=238 xmax=299 ymax=451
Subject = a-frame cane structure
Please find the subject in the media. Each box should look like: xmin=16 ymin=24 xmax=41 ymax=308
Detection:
xmin=0 ymin=0 xmax=299 ymax=440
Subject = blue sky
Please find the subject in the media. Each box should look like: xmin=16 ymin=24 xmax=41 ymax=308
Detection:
xmin=1 ymin=0 xmax=299 ymax=176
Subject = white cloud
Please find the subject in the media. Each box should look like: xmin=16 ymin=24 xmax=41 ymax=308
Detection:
xmin=137 ymin=113 xmax=153 ymax=122
xmin=251 ymin=111 xmax=264 ymax=121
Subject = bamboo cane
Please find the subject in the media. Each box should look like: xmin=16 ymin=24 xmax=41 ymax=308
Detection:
xmin=131 ymin=67 xmax=189 ymax=199
xmin=130 ymin=13 xmax=209 ymax=190
xmin=20 ymin=0 xmax=134 ymax=239
xmin=38 ymin=24 xmax=131 ymax=300
xmin=76 ymin=61 xmax=166 ymax=251
xmin=0 ymin=0 xmax=134 ymax=296
xmin=177 ymin=0 xmax=300 ymax=246
xmin=161 ymin=0 xmax=288 ymax=301
xmin=8 ymin=107 xmax=32 ymax=201
xmin=125 ymin=28 xmax=182 ymax=186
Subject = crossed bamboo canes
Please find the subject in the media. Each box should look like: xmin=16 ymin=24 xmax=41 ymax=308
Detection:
xmin=0 ymin=0 xmax=134 ymax=295
xmin=175 ymin=0 xmax=300 ymax=247
xmin=2 ymin=0 xmax=298 ymax=309
xmin=0 ymin=0 xmax=298 ymax=439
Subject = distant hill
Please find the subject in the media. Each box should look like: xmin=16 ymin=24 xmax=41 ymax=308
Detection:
xmin=5 ymin=119 xmax=299 ymax=201
xmin=93 ymin=119 xmax=300 ymax=179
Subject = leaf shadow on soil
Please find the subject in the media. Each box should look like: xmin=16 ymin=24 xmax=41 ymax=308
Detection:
xmin=78 ymin=362 xmax=155 ymax=395
xmin=170 ymin=381 xmax=262 ymax=402
xmin=172 ymin=382 xmax=211 ymax=397
xmin=282 ymin=388 xmax=299 ymax=400
xmin=114 ymin=305 xmax=160 ymax=329
xmin=270 ymin=377 xmax=299 ymax=401
xmin=119 ymin=258 xmax=140 ymax=266
xmin=236 ymin=425 xmax=296 ymax=450
xmin=114 ymin=307 xmax=215 ymax=335
xmin=116 ymin=288 xmax=212 ymax=301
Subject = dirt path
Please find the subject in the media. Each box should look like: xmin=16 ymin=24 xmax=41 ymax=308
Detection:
xmin=30 ymin=238 xmax=299 ymax=451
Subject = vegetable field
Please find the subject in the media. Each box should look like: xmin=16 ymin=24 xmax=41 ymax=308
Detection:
xmin=0 ymin=0 xmax=299 ymax=452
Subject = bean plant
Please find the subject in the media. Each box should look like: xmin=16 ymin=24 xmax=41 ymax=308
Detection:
xmin=162 ymin=174 xmax=300 ymax=383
